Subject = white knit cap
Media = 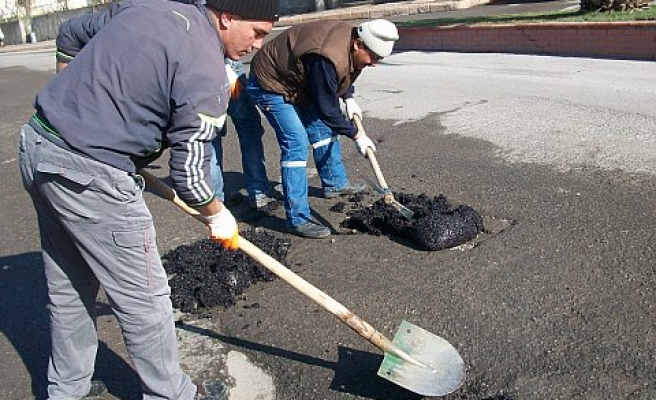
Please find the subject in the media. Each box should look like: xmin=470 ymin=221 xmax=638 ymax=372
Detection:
xmin=357 ymin=19 xmax=399 ymax=59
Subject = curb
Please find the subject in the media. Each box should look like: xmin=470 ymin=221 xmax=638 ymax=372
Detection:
xmin=277 ymin=0 xmax=489 ymax=25
xmin=395 ymin=21 xmax=656 ymax=61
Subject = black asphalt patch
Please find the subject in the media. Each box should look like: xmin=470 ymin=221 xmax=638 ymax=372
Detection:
xmin=334 ymin=192 xmax=507 ymax=251
xmin=163 ymin=228 xmax=290 ymax=314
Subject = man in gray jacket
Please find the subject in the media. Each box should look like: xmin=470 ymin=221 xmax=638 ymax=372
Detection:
xmin=55 ymin=3 xmax=279 ymax=212
xmin=18 ymin=0 xmax=278 ymax=398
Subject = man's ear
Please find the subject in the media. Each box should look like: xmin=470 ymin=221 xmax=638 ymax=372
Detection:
xmin=352 ymin=38 xmax=363 ymax=52
xmin=218 ymin=12 xmax=235 ymax=28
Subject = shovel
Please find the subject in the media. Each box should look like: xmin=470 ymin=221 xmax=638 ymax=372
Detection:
xmin=352 ymin=115 xmax=415 ymax=220
xmin=139 ymin=170 xmax=465 ymax=397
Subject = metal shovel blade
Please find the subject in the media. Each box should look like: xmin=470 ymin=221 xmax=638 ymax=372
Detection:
xmin=378 ymin=320 xmax=465 ymax=397
xmin=388 ymin=197 xmax=415 ymax=220
xmin=373 ymin=186 xmax=415 ymax=220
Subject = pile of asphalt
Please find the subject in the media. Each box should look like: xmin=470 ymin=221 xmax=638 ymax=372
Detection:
xmin=162 ymin=192 xmax=482 ymax=314
xmin=337 ymin=192 xmax=484 ymax=250
xmin=162 ymin=228 xmax=289 ymax=313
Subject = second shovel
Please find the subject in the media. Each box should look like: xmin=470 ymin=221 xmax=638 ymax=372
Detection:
xmin=353 ymin=115 xmax=414 ymax=220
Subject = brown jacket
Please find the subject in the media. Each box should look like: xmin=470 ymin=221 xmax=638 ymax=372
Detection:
xmin=251 ymin=20 xmax=361 ymax=107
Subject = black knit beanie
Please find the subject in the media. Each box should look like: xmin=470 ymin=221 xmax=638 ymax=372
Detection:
xmin=206 ymin=0 xmax=280 ymax=21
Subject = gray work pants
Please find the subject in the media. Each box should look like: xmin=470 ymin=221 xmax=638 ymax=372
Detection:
xmin=18 ymin=125 xmax=196 ymax=400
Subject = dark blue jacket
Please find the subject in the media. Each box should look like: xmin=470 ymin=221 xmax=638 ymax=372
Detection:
xmin=302 ymin=54 xmax=357 ymax=137
xmin=35 ymin=0 xmax=228 ymax=206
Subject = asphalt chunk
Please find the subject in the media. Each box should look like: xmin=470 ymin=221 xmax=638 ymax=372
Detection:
xmin=341 ymin=192 xmax=484 ymax=251
xmin=162 ymin=228 xmax=290 ymax=313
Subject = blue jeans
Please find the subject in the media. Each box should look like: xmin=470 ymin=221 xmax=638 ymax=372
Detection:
xmin=246 ymin=75 xmax=350 ymax=227
xmin=211 ymin=60 xmax=269 ymax=202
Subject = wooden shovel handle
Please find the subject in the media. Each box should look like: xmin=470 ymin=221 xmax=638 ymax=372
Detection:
xmin=238 ymin=238 xmax=405 ymax=362
xmin=353 ymin=115 xmax=390 ymax=191
xmin=352 ymin=112 xmax=365 ymax=133
xmin=138 ymin=169 xmax=400 ymax=355
xmin=140 ymin=170 xmax=205 ymax=223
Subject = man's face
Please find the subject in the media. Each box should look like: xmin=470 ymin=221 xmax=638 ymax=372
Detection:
xmin=219 ymin=14 xmax=273 ymax=60
xmin=352 ymin=39 xmax=381 ymax=71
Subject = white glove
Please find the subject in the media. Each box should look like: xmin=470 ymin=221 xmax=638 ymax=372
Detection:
xmin=204 ymin=207 xmax=239 ymax=250
xmin=344 ymin=98 xmax=363 ymax=121
xmin=354 ymin=133 xmax=376 ymax=157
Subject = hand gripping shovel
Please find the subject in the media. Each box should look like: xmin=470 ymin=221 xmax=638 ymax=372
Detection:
xmin=352 ymin=115 xmax=415 ymax=220
xmin=139 ymin=170 xmax=465 ymax=397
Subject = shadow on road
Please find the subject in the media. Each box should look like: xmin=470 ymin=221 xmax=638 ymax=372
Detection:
xmin=0 ymin=252 xmax=49 ymax=398
xmin=0 ymin=252 xmax=140 ymax=399
xmin=177 ymin=322 xmax=422 ymax=399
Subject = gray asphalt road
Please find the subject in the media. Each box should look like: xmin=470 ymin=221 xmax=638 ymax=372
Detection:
xmin=1 ymin=39 xmax=655 ymax=400
xmin=359 ymin=52 xmax=656 ymax=174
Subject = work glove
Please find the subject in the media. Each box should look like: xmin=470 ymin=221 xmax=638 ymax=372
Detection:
xmin=354 ymin=133 xmax=376 ymax=157
xmin=344 ymin=98 xmax=363 ymax=121
xmin=204 ymin=207 xmax=239 ymax=251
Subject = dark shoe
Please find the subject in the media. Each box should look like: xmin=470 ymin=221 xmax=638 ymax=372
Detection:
xmin=194 ymin=381 xmax=228 ymax=400
xmin=324 ymin=182 xmax=367 ymax=199
xmin=249 ymin=191 xmax=282 ymax=210
xmin=288 ymin=222 xmax=331 ymax=238
xmin=83 ymin=380 xmax=108 ymax=399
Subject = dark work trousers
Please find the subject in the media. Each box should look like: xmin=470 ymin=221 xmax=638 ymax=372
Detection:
xmin=18 ymin=124 xmax=196 ymax=400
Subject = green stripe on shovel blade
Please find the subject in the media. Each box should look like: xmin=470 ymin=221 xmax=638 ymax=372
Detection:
xmin=378 ymin=320 xmax=465 ymax=397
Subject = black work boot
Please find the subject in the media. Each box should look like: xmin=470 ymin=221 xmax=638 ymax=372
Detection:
xmin=82 ymin=380 xmax=108 ymax=399
xmin=194 ymin=381 xmax=228 ymax=400
xmin=249 ymin=190 xmax=283 ymax=210
xmin=288 ymin=221 xmax=331 ymax=238
xmin=324 ymin=182 xmax=367 ymax=198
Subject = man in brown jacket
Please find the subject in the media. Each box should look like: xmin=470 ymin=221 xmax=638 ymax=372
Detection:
xmin=247 ymin=19 xmax=399 ymax=238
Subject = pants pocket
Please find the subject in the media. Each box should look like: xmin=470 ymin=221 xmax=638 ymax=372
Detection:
xmin=36 ymin=161 xmax=100 ymax=222
xmin=112 ymin=226 xmax=163 ymax=293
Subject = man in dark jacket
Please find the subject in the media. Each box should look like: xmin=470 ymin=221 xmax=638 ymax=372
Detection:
xmin=18 ymin=0 xmax=278 ymax=398
xmin=56 ymin=7 xmax=278 ymax=211
xmin=247 ymin=19 xmax=399 ymax=238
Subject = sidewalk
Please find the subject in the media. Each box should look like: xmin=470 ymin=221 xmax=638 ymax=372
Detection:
xmin=0 ymin=39 xmax=55 ymax=54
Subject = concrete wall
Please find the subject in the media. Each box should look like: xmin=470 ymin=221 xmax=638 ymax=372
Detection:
xmin=31 ymin=6 xmax=108 ymax=42
xmin=0 ymin=0 xmax=90 ymax=19
xmin=0 ymin=4 xmax=108 ymax=45
xmin=396 ymin=21 xmax=656 ymax=61
xmin=282 ymin=0 xmax=359 ymax=14
xmin=1 ymin=20 xmax=25 ymax=45
xmin=283 ymin=0 xmax=329 ymax=14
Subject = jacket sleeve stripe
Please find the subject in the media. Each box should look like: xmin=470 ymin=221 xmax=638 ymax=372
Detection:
xmin=184 ymin=119 xmax=214 ymax=202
